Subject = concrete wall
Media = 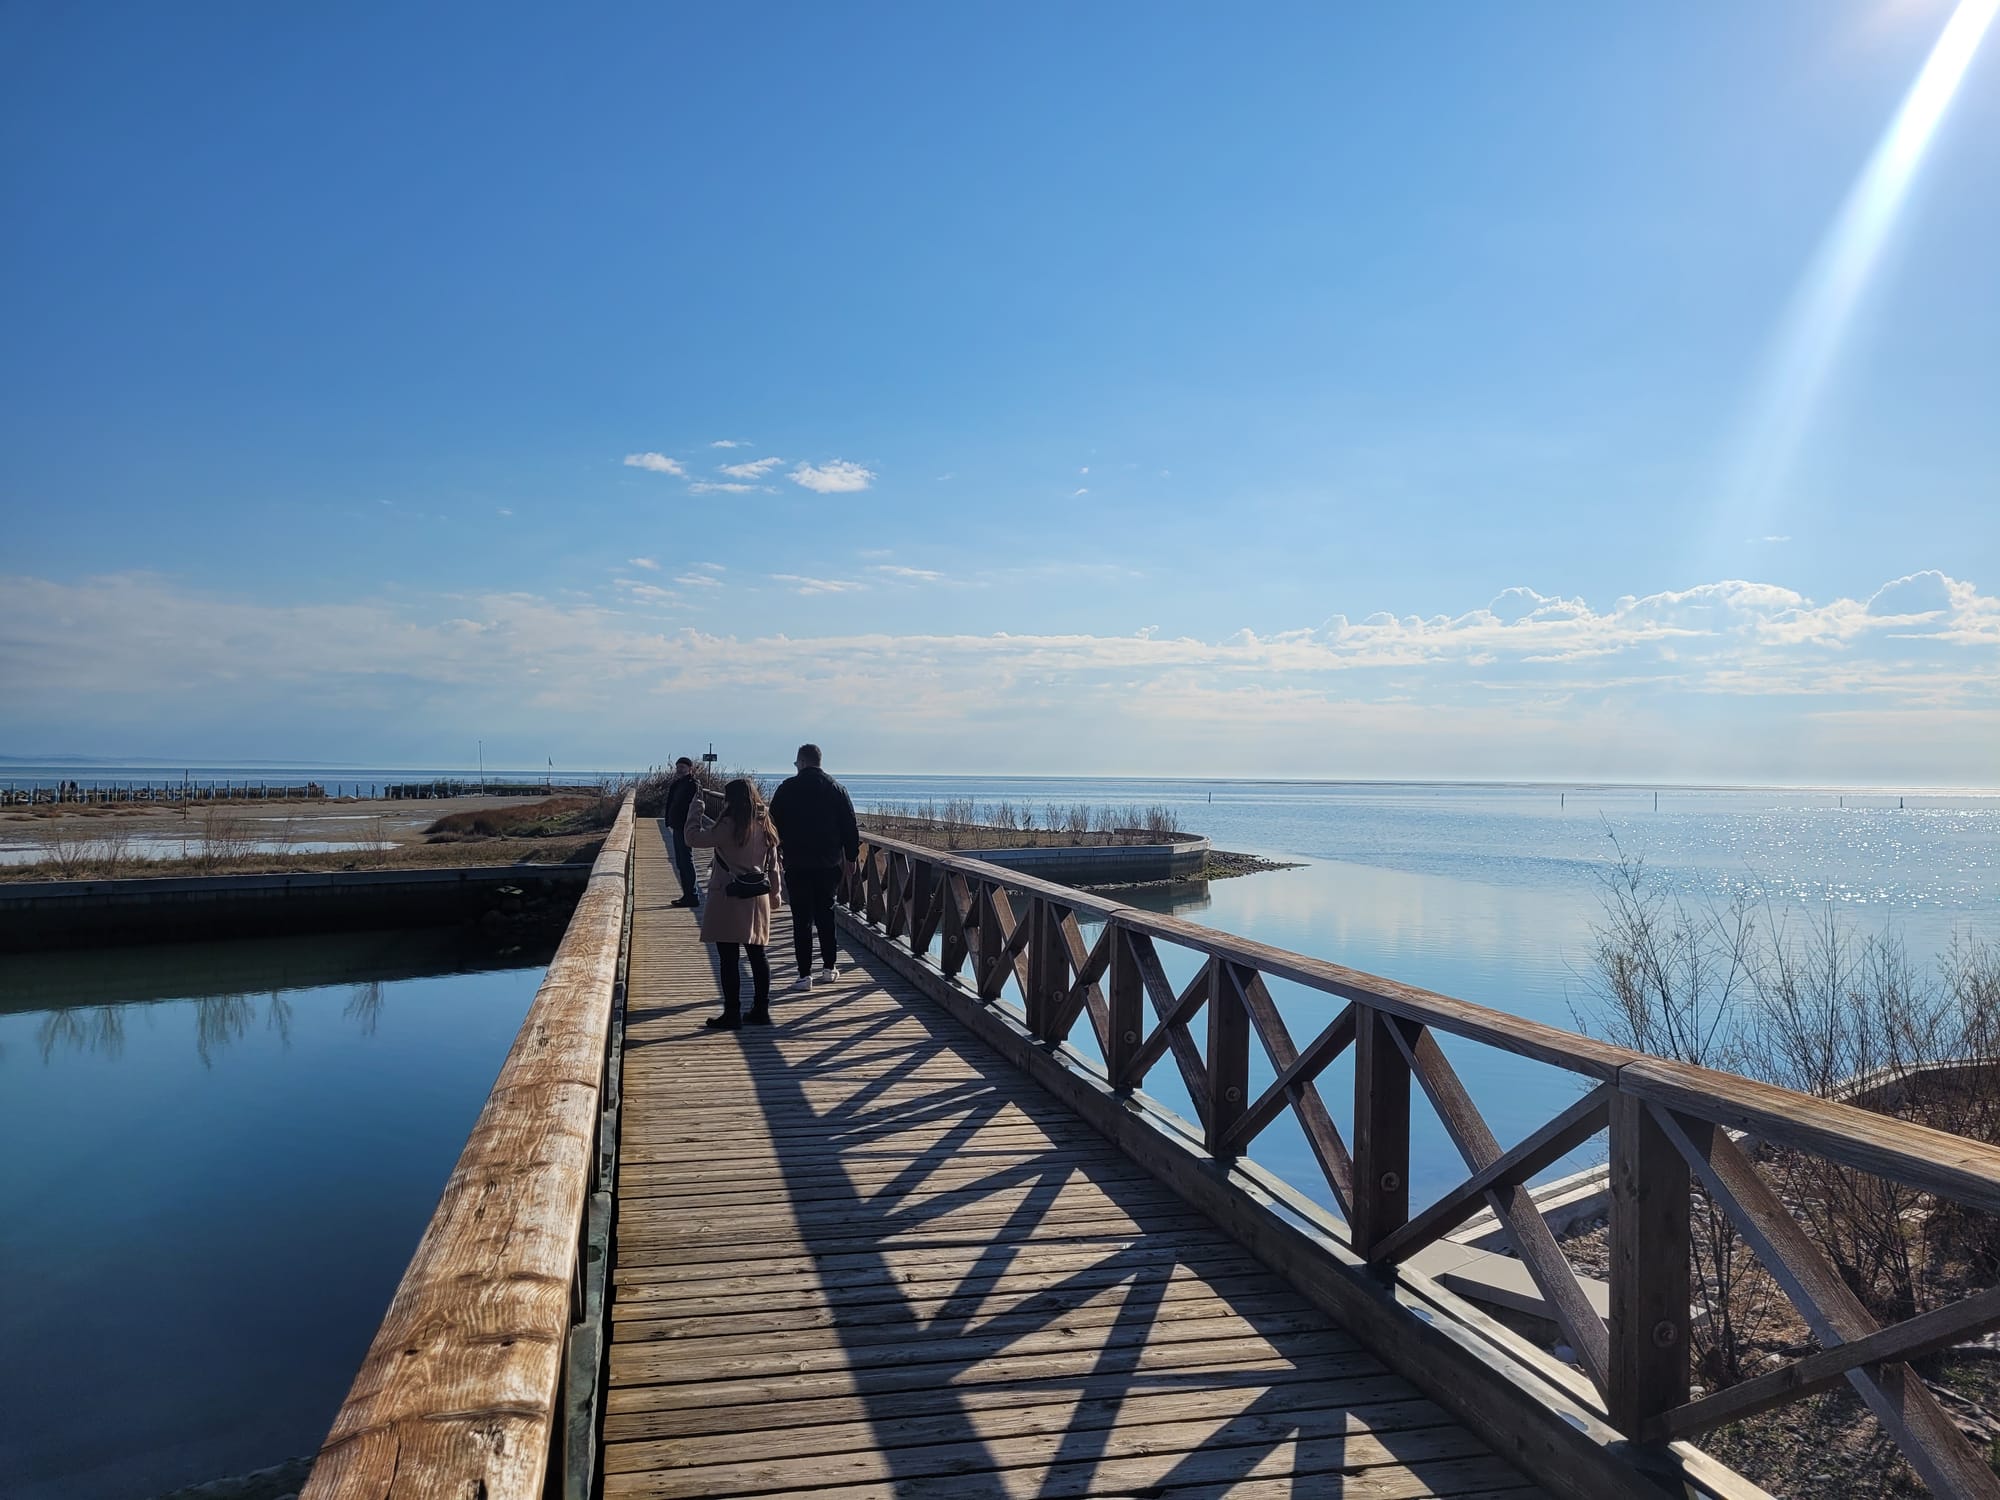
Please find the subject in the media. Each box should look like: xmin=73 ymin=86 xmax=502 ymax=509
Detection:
xmin=0 ymin=864 xmax=590 ymax=952
xmin=950 ymin=836 xmax=1211 ymax=886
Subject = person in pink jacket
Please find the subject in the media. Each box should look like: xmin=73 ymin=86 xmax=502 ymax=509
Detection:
xmin=683 ymin=778 xmax=785 ymax=1029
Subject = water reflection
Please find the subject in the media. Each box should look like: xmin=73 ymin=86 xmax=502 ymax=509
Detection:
xmin=0 ymin=930 xmax=550 ymax=1500
xmin=2 ymin=928 xmax=556 ymax=1065
xmin=34 ymin=1005 xmax=126 ymax=1063
xmin=344 ymin=981 xmax=385 ymax=1037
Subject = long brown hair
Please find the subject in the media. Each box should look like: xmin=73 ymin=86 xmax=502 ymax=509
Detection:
xmin=721 ymin=778 xmax=774 ymax=844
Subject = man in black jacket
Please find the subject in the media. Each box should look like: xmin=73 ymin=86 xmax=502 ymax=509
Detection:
xmin=662 ymin=757 xmax=702 ymax=908
xmin=768 ymin=743 xmax=860 ymax=989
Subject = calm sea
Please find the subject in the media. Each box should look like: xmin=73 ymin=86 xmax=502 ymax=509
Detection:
xmin=834 ymin=776 xmax=2000 ymax=1214
xmin=0 ymin=932 xmax=552 ymax=1500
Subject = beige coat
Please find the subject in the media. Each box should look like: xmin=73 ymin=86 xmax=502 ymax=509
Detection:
xmin=683 ymin=803 xmax=783 ymax=946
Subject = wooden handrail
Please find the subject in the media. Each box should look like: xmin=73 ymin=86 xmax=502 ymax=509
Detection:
xmin=841 ymin=828 xmax=2000 ymax=1495
xmin=301 ymin=793 xmax=636 ymax=1500
xmin=851 ymin=830 xmax=2000 ymax=1197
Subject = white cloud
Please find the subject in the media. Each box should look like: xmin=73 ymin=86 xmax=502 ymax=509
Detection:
xmin=7 ymin=569 xmax=1997 ymax=782
xmin=771 ymin=574 xmax=867 ymax=595
xmin=719 ymin=456 xmax=784 ymax=480
xmin=623 ymin=452 xmax=685 ymax=475
xmin=1080 ymin=466 xmax=1090 ymax=475
xmin=790 ymin=460 xmax=875 ymax=494
xmin=628 ymin=557 xmax=660 ymax=571
xmin=497 ymin=508 xmax=513 ymax=516
xmin=689 ymin=481 xmax=758 ymax=494
xmin=692 ymin=562 xmax=725 ymax=573
xmin=872 ymin=565 xmax=945 ymax=582
xmin=675 ymin=573 xmax=723 ymax=588
xmin=710 ymin=439 xmax=746 ymax=448
xmin=614 ymin=580 xmax=680 ymax=604
xmin=1073 ymin=488 xmax=1090 ymax=496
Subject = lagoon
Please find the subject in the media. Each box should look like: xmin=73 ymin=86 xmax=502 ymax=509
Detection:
xmin=0 ymin=929 xmax=552 ymax=1500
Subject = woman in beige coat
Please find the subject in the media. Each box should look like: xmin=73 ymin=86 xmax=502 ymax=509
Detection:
xmin=683 ymin=778 xmax=784 ymax=1029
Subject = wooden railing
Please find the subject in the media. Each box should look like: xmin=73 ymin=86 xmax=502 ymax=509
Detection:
xmin=839 ymin=830 xmax=2000 ymax=1499
xmin=300 ymin=793 xmax=635 ymax=1500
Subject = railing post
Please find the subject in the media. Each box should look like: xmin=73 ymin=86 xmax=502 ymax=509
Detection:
xmin=1206 ymin=960 xmax=1250 ymax=1156
xmin=1023 ymin=897 xmax=1048 ymax=1034
xmin=1352 ymin=1004 xmax=1410 ymax=1255
xmin=1027 ymin=899 xmax=1072 ymax=1043
xmin=977 ymin=879 xmax=1001 ymax=1000
xmin=1108 ymin=923 xmax=1142 ymax=1089
xmin=906 ymin=857 xmax=932 ymax=957
xmin=1608 ymin=1092 xmax=1691 ymax=1436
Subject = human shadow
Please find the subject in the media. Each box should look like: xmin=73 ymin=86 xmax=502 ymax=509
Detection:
xmin=607 ymin=851 xmax=1506 ymax=1497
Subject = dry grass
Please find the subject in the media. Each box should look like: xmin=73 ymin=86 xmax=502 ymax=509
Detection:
xmin=860 ymin=807 xmax=1195 ymax=853
xmin=423 ymin=795 xmax=606 ymax=840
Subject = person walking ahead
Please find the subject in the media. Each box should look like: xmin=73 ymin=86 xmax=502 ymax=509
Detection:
xmin=769 ymin=743 xmax=859 ymax=991
xmin=663 ymin=757 xmax=702 ymax=909
xmin=684 ymin=778 xmax=783 ymax=1029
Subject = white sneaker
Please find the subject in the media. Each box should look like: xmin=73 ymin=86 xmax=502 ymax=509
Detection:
xmin=813 ymin=967 xmax=842 ymax=986
xmin=786 ymin=975 xmax=814 ymax=995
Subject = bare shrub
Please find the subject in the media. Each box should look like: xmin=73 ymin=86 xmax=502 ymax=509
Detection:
xmin=1746 ymin=918 xmax=1990 ymax=1322
xmin=198 ymin=807 xmax=254 ymax=868
xmin=1578 ymin=844 xmax=1764 ymax=1383
xmin=38 ymin=820 xmax=94 ymax=878
xmin=1144 ymin=804 xmax=1181 ymax=836
xmin=1063 ymin=803 xmax=1092 ymax=842
xmin=95 ymin=825 xmax=134 ymax=875
xmin=1580 ymin=844 xmax=1753 ymax=1070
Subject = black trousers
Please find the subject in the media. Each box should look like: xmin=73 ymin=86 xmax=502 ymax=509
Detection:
xmin=668 ymin=826 xmax=700 ymax=901
xmin=715 ymin=942 xmax=770 ymax=1013
xmin=786 ymin=866 xmax=841 ymax=978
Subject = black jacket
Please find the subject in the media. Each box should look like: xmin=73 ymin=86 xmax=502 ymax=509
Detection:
xmin=769 ymin=767 xmax=860 ymax=870
xmin=663 ymin=772 xmax=700 ymax=830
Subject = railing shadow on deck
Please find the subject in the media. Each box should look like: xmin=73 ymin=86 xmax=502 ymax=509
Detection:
xmin=833 ymin=831 xmax=2000 ymax=1500
xmin=618 ymin=898 xmax=1521 ymax=1498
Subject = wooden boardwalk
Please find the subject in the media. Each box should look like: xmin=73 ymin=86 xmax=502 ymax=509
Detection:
xmin=604 ymin=817 xmax=1549 ymax=1499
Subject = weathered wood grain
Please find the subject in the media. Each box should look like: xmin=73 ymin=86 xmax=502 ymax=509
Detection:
xmin=301 ymin=794 xmax=635 ymax=1500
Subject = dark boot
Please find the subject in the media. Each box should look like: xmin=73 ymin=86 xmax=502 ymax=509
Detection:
xmin=704 ymin=1004 xmax=740 ymax=1031
xmin=744 ymin=1003 xmax=772 ymax=1025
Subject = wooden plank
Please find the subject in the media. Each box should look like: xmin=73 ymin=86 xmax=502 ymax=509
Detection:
xmin=615 ymin=1286 xmax=1316 ymax=1360
xmin=1373 ymin=1087 xmax=1610 ymax=1268
xmin=603 ymin=1415 xmax=1489 ymax=1500
xmin=604 ymin=1328 xmax=1371 ymax=1427
xmin=592 ymin=825 xmax=1593 ymax=1500
xmin=1231 ymin=971 xmax=1355 ymax=1211
xmin=838 ymin=909 xmax=1692 ymax=1500
xmin=1607 ymin=1091 xmax=1690 ymax=1434
xmin=1392 ymin=1023 xmax=1611 ymax=1390
xmin=300 ymin=794 xmax=636 ymax=1500
xmin=1625 ymin=1056 xmax=2000 ymax=1216
xmin=1043 ymin=909 xmax=1108 ymax=1048
xmin=603 ymin=1338 xmax=1382 ymax=1439
xmin=1652 ymin=1284 xmax=2000 ymax=1439
xmin=1207 ymin=960 xmax=1253 ymax=1155
xmin=610 ymin=1264 xmax=1303 ymax=1339
xmin=1650 ymin=1107 xmax=2000 ymax=1499
xmin=1107 ymin=925 xmax=1144 ymax=1089
xmin=604 ymin=1367 xmax=1423 ymax=1469
xmin=1352 ymin=1004 xmax=1410 ymax=1255
xmin=1120 ymin=934 xmax=1213 ymax=1122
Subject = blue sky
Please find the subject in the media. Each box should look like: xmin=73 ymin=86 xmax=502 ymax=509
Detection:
xmin=3 ymin=2 xmax=1997 ymax=782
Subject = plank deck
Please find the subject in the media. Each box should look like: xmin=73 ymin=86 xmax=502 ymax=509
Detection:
xmin=606 ymin=817 xmax=1549 ymax=1499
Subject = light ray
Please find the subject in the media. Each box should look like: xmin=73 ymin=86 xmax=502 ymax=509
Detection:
xmin=1716 ymin=0 xmax=1998 ymax=549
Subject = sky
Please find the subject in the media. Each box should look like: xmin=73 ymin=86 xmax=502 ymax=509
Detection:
xmin=3 ymin=1 xmax=1997 ymax=783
